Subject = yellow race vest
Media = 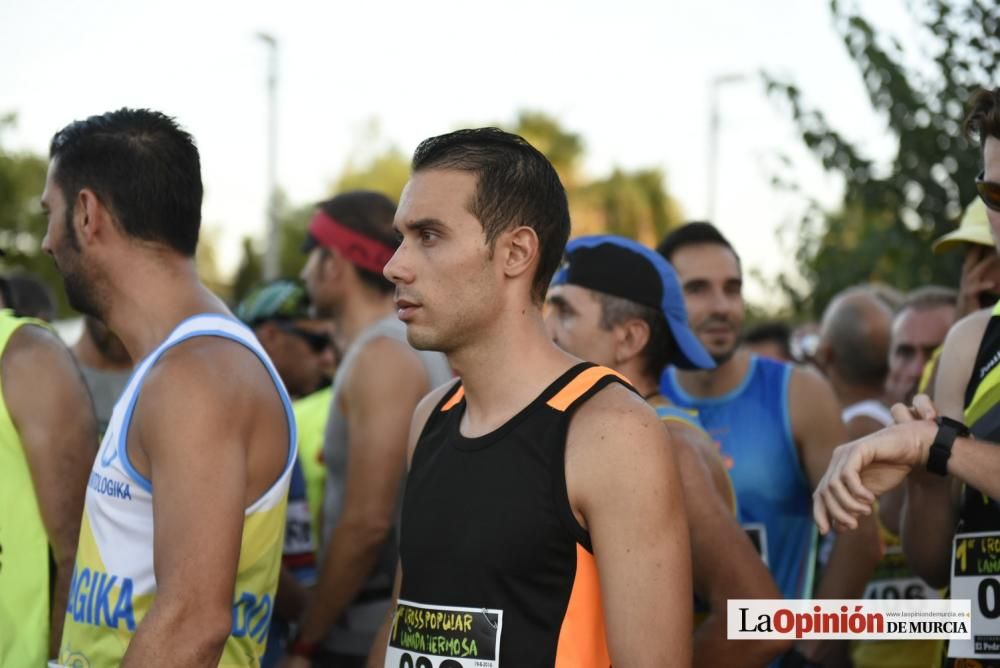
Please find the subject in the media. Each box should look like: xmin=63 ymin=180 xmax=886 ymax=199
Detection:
xmin=0 ymin=309 xmax=54 ymax=667
xmin=293 ymin=386 xmax=332 ymax=547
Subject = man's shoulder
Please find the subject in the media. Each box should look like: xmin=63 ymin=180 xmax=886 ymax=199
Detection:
xmin=946 ymin=307 xmax=993 ymax=352
xmin=146 ymin=335 xmax=276 ymax=404
xmin=1 ymin=318 xmax=68 ymax=377
xmin=568 ymin=381 xmax=662 ymax=445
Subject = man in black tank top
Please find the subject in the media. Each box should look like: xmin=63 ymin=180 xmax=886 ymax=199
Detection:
xmin=813 ymin=87 xmax=1000 ymax=666
xmin=369 ymin=128 xmax=693 ymax=667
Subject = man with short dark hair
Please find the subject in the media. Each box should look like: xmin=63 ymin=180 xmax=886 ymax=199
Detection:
xmin=546 ymin=234 xmax=789 ymax=667
xmin=3 ymin=271 xmax=56 ymax=322
xmin=42 ymin=108 xmax=296 ymax=667
xmin=371 ymin=129 xmax=693 ymax=666
xmin=288 ymin=191 xmax=452 ymax=667
xmin=658 ymin=221 xmax=881 ymax=665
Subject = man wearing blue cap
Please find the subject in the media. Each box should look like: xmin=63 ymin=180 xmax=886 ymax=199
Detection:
xmin=546 ymin=234 xmax=789 ymax=667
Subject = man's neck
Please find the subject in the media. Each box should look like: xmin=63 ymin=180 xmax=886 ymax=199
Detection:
xmin=71 ymin=333 xmax=131 ymax=373
xmin=448 ymin=308 xmax=578 ymax=438
xmin=102 ymin=256 xmax=226 ymax=363
xmin=334 ymin=292 xmax=395 ymax=348
xmin=615 ymin=358 xmax=658 ymax=399
xmin=830 ymin=376 xmax=886 ymax=410
xmin=673 ymin=349 xmax=752 ymax=399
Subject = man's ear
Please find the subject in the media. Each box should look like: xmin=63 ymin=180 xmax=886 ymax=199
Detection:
xmin=501 ymin=226 xmax=540 ymax=281
xmin=254 ymin=322 xmax=279 ymax=347
xmin=615 ymin=318 xmax=651 ymax=364
xmin=75 ymin=188 xmax=113 ymax=246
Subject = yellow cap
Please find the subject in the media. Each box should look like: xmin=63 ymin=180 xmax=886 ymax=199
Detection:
xmin=933 ymin=200 xmax=994 ymax=253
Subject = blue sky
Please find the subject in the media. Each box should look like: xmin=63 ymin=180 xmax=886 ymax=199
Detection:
xmin=0 ymin=0 xmax=914 ymax=305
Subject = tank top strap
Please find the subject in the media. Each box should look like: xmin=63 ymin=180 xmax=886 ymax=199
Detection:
xmin=546 ymin=364 xmax=635 ymax=413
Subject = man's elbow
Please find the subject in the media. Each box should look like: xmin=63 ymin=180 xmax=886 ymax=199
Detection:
xmin=156 ymin=599 xmax=232 ymax=659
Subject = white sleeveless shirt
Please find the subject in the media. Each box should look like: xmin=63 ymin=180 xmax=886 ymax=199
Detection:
xmin=59 ymin=314 xmax=297 ymax=667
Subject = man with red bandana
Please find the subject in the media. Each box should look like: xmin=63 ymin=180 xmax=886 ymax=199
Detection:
xmin=287 ymin=191 xmax=451 ymax=667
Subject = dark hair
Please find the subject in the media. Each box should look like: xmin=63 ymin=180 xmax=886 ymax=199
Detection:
xmin=4 ymin=272 xmax=56 ymax=321
xmin=965 ymin=88 xmax=1000 ymax=147
xmin=743 ymin=320 xmax=792 ymax=360
xmin=596 ymin=292 xmax=674 ymax=380
xmin=411 ymin=128 xmax=570 ymax=303
xmin=656 ymin=221 xmax=741 ymax=267
xmin=900 ymin=285 xmax=957 ymax=312
xmin=316 ymin=190 xmax=398 ymax=295
xmin=49 ymin=108 xmax=202 ymax=257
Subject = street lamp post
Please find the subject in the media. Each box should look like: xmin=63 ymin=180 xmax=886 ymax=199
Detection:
xmin=257 ymin=32 xmax=279 ymax=281
xmin=707 ymin=73 xmax=747 ymax=222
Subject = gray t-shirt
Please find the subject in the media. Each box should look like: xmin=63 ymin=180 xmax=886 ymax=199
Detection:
xmin=321 ymin=315 xmax=451 ymax=655
xmin=79 ymin=365 xmax=131 ymax=436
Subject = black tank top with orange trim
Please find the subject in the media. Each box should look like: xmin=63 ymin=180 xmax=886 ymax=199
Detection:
xmin=388 ymin=363 xmax=633 ymax=668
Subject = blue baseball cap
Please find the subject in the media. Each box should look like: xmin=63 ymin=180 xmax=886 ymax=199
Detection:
xmin=551 ymin=235 xmax=715 ymax=370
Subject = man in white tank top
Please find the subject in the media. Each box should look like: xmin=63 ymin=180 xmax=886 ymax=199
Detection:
xmin=289 ymin=191 xmax=451 ymax=666
xmin=42 ymin=109 xmax=296 ymax=667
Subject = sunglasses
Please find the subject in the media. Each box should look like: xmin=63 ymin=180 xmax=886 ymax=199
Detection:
xmin=276 ymin=322 xmax=332 ymax=354
xmin=976 ymin=171 xmax=1000 ymax=212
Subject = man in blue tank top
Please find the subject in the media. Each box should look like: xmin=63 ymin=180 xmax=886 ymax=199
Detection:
xmin=658 ymin=223 xmax=881 ymax=665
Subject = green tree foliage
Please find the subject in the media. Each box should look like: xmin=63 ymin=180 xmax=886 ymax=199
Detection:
xmin=768 ymin=0 xmax=999 ymax=317
xmin=229 ymin=191 xmax=313 ymax=304
xmin=0 ymin=114 xmax=71 ymax=316
xmin=502 ymin=111 xmax=683 ymax=245
xmin=234 ymin=111 xmax=685 ymax=305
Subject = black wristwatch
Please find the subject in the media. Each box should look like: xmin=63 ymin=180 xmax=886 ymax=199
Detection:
xmin=927 ymin=416 xmax=969 ymax=476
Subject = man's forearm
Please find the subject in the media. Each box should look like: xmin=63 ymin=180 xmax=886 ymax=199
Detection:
xmin=949 ymin=436 xmax=1000 ymax=499
xmin=49 ymin=558 xmax=74 ymax=658
xmin=815 ymin=513 xmax=881 ymax=598
xmin=902 ymin=470 xmax=959 ymax=587
xmin=695 ymin=613 xmax=789 ymax=668
xmin=799 ymin=514 xmax=881 ymax=662
xmin=120 ymin=601 xmax=230 ymax=668
xmin=297 ymin=522 xmax=389 ymax=644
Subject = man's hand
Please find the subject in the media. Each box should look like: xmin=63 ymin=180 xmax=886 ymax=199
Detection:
xmin=813 ymin=396 xmax=939 ymax=535
xmin=279 ymin=654 xmax=311 ymax=668
xmin=957 ymin=247 xmax=1000 ymax=319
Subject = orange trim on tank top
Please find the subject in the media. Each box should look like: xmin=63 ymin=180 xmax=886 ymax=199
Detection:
xmin=555 ymin=543 xmax=612 ymax=667
xmin=547 ymin=367 xmax=630 ymax=412
xmin=440 ymin=386 xmax=465 ymax=412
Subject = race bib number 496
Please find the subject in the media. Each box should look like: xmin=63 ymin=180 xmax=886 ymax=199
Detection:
xmin=385 ymin=599 xmax=503 ymax=668
xmin=949 ymin=531 xmax=1000 ymax=659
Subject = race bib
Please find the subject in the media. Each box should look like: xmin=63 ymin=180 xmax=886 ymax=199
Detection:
xmin=283 ymin=498 xmax=313 ymax=556
xmin=864 ymin=545 xmax=940 ymax=600
xmin=949 ymin=531 xmax=1000 ymax=659
xmin=385 ymin=599 xmax=503 ymax=668
xmin=745 ymin=523 xmax=769 ymax=566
